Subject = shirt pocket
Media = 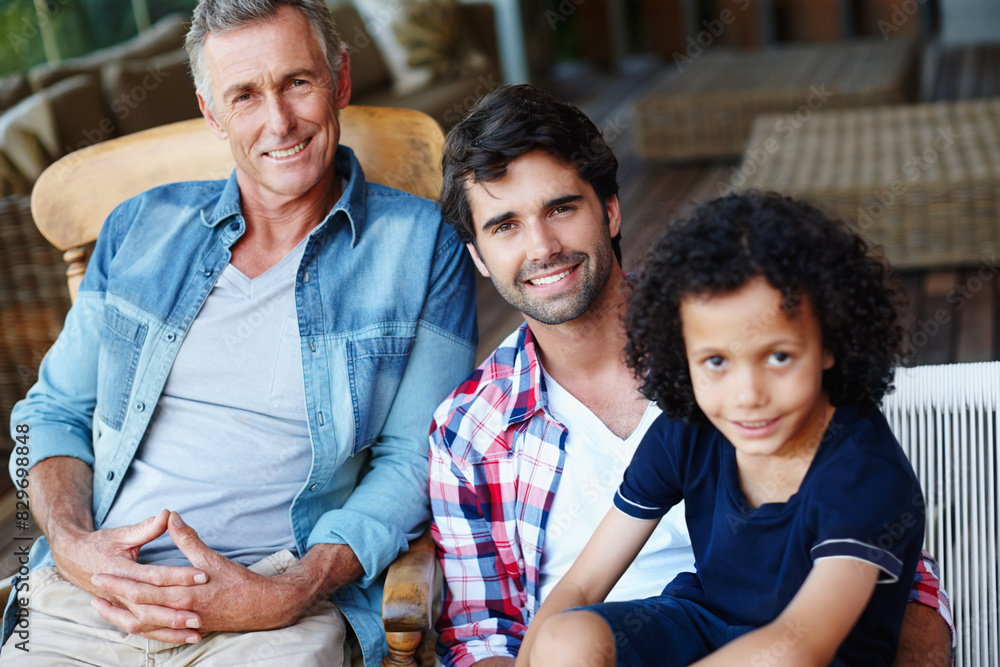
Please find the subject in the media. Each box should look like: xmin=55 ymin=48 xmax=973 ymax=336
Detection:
xmin=346 ymin=333 xmax=413 ymax=454
xmin=98 ymin=306 xmax=147 ymax=430
xmin=269 ymin=316 xmax=306 ymax=414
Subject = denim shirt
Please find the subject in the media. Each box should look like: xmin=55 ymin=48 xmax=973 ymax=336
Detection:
xmin=5 ymin=146 xmax=478 ymax=666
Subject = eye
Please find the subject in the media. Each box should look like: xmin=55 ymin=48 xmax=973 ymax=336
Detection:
xmin=493 ymin=222 xmax=513 ymax=234
xmin=769 ymin=351 xmax=792 ymax=366
xmin=703 ymin=355 xmax=727 ymax=371
xmin=234 ymin=92 xmax=251 ymax=103
xmin=552 ymin=205 xmax=573 ymax=215
xmin=290 ymin=79 xmax=307 ymax=87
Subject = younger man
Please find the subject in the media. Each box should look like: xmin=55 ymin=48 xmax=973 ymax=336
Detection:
xmin=429 ymin=83 xmax=953 ymax=667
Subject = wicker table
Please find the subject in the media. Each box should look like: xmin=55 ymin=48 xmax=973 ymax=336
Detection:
xmin=633 ymin=39 xmax=917 ymax=161
xmin=737 ymin=98 xmax=1000 ymax=269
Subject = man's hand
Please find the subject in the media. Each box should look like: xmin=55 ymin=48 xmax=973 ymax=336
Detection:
xmin=30 ymin=457 xmax=207 ymax=639
xmin=91 ymin=511 xmax=365 ymax=644
xmin=52 ymin=509 xmax=208 ymax=641
xmin=50 ymin=507 xmax=206 ymax=595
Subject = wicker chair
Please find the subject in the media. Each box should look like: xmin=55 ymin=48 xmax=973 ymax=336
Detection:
xmin=884 ymin=361 xmax=1000 ymax=666
xmin=0 ymin=194 xmax=70 ymax=472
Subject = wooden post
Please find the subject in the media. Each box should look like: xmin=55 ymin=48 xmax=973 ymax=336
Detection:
xmin=64 ymin=247 xmax=87 ymax=304
xmin=382 ymin=631 xmax=422 ymax=667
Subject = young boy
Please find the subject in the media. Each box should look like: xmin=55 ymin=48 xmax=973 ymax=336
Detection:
xmin=518 ymin=191 xmax=925 ymax=666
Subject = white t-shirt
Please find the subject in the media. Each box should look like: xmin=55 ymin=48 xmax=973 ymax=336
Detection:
xmin=538 ymin=368 xmax=695 ymax=603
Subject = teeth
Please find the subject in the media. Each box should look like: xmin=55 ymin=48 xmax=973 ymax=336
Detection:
xmin=739 ymin=420 xmax=770 ymax=428
xmin=268 ymin=140 xmax=308 ymax=158
xmin=529 ymin=268 xmax=572 ymax=286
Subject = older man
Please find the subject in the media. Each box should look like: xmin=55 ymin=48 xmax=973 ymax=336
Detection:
xmin=3 ymin=1 xmax=476 ymax=664
xmin=429 ymin=84 xmax=953 ymax=667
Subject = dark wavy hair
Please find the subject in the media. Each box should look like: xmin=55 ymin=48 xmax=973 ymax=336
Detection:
xmin=439 ymin=83 xmax=621 ymax=264
xmin=625 ymin=191 xmax=905 ymax=423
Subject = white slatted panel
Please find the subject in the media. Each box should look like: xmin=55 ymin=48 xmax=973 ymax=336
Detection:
xmin=882 ymin=362 xmax=1000 ymax=667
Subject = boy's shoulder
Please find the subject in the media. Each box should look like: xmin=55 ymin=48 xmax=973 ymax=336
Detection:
xmin=821 ymin=403 xmax=911 ymax=468
xmin=805 ymin=403 xmax=921 ymax=509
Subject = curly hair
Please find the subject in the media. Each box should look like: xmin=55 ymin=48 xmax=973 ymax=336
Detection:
xmin=439 ymin=83 xmax=621 ymax=264
xmin=625 ymin=191 xmax=905 ymax=423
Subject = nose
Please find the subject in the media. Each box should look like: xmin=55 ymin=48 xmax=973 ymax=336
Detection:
xmin=524 ymin=220 xmax=562 ymax=263
xmin=732 ymin=365 xmax=768 ymax=408
xmin=265 ymin=93 xmax=295 ymax=136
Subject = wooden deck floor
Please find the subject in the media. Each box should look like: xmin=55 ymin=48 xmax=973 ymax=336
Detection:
xmin=474 ymin=42 xmax=1000 ymax=367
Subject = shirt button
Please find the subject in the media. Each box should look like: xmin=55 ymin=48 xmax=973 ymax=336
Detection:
xmin=165 ymin=332 xmax=176 ymax=342
xmin=107 ymin=471 xmax=114 ymax=481
xmin=203 ymin=267 xmax=213 ymax=277
xmin=135 ymin=402 xmax=145 ymax=412
xmin=229 ymin=221 xmax=239 ymax=231
xmin=309 ymin=483 xmax=319 ymax=491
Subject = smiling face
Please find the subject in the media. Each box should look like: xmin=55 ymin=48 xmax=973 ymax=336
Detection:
xmin=197 ymin=6 xmax=350 ymax=207
xmin=681 ymin=276 xmax=835 ymax=461
xmin=464 ymin=150 xmax=621 ymax=326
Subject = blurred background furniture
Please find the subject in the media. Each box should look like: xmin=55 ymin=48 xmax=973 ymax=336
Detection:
xmin=331 ymin=1 xmax=500 ymax=128
xmin=632 ymin=38 xmax=918 ymax=161
xmin=0 ymin=193 xmax=70 ymax=508
xmin=884 ymin=361 xmax=1000 ymax=667
xmin=0 ymin=13 xmax=197 ymax=197
xmin=738 ymin=97 xmax=1000 ymax=269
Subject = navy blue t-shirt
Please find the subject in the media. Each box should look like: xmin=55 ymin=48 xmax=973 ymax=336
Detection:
xmin=614 ymin=404 xmax=924 ymax=664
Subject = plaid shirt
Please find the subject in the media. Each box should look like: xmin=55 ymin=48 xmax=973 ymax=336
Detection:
xmin=430 ymin=322 xmax=954 ymax=667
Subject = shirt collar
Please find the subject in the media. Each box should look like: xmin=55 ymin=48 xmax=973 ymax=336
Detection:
xmin=200 ymin=145 xmax=368 ymax=247
xmin=498 ymin=322 xmax=550 ymax=430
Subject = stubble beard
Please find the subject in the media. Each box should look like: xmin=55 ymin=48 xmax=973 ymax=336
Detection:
xmin=494 ymin=244 xmax=614 ymax=326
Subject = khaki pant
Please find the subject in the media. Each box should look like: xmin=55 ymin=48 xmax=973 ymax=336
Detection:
xmin=0 ymin=550 xmax=349 ymax=666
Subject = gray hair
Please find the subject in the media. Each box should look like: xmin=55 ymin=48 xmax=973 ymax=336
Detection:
xmin=186 ymin=0 xmax=345 ymax=113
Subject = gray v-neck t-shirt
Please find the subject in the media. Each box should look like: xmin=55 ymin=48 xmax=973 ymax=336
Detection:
xmin=101 ymin=239 xmax=313 ymax=566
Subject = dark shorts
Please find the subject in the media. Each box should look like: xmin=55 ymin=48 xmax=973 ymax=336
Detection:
xmin=577 ymin=596 xmax=855 ymax=667
xmin=575 ymin=596 xmax=755 ymax=667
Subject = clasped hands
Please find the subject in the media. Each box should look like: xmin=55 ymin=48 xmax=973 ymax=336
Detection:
xmin=51 ymin=509 xmax=307 ymax=644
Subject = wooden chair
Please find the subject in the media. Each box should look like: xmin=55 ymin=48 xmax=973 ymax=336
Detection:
xmin=29 ymin=107 xmax=440 ymax=667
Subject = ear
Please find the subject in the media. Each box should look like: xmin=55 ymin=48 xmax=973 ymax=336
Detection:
xmin=198 ymin=93 xmax=227 ymax=140
xmin=605 ymin=194 xmax=621 ymax=237
xmin=466 ymin=243 xmax=490 ymax=278
xmin=823 ymin=348 xmax=835 ymax=370
xmin=333 ymin=51 xmax=352 ymax=110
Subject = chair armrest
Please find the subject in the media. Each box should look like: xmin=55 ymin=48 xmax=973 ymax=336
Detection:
xmin=383 ymin=528 xmax=436 ymax=633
